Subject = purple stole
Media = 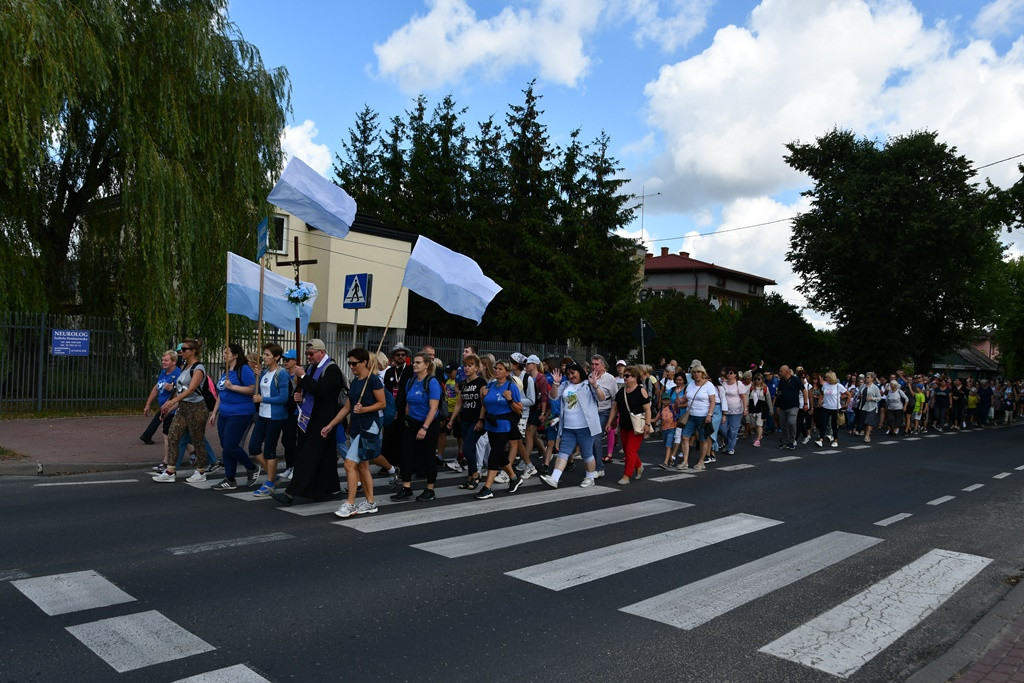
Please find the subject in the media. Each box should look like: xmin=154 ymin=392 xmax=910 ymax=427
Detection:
xmin=296 ymin=357 xmax=331 ymax=433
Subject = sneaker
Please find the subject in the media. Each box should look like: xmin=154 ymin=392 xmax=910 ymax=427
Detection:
xmin=211 ymin=479 xmax=237 ymax=490
xmin=152 ymin=471 xmax=177 ymax=483
xmin=831 ymin=441 xmax=839 ymax=447
xmin=580 ymin=477 xmax=596 ymax=488
xmin=893 ymin=429 xmax=900 ymax=435
xmin=246 ymin=468 xmax=260 ymax=487
xmin=521 ymin=464 xmax=537 ymax=480
xmin=355 ymin=500 xmax=378 ymax=515
xmin=786 ymin=444 xmax=797 ymax=451
xmin=280 ymin=467 xmax=294 ymax=480
xmin=390 ymin=487 xmax=414 ymax=502
xmin=727 ymin=450 xmax=735 ymax=456
xmin=566 ymin=459 xmax=577 ymax=472
xmin=539 ymin=474 xmax=558 ymax=489
xmin=633 ymin=465 xmax=644 ymax=480
xmin=140 ymin=436 xmax=156 ymax=445
xmin=445 ymin=459 xmax=463 ymax=473
xmin=705 ymin=455 xmax=717 ymax=464
xmin=753 ymin=440 xmax=761 ymax=447
xmin=515 ymin=460 xmax=527 ymax=472
xmin=537 ymin=463 xmax=550 ymax=475
xmin=475 ymin=487 xmax=493 ymax=500
xmin=508 ymin=476 xmax=524 ymax=494
xmin=341 ymin=481 xmax=363 ymax=495
xmin=206 ymin=462 xmax=221 ymax=474
xmin=334 ymin=502 xmax=358 ymax=518
xmin=617 ymin=476 xmax=630 ymax=485
xmin=416 ymin=489 xmax=437 ymax=502
xmin=594 ymin=470 xmax=605 ymax=479
xmin=814 ymin=439 xmax=823 ymax=448
xmin=151 ymin=462 xmax=167 ymax=473
xmin=185 ymin=471 xmax=206 ymax=483
xmin=253 ymin=483 xmax=275 ymax=497
xmin=801 ymin=436 xmax=811 ymax=444
xmin=495 ymin=470 xmax=510 ymax=484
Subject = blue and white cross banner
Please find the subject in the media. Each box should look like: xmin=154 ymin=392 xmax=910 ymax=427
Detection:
xmin=226 ymin=252 xmax=317 ymax=333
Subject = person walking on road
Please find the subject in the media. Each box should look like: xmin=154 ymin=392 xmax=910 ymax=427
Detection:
xmin=155 ymin=339 xmax=210 ymax=483
xmin=605 ymin=365 xmax=652 ymax=485
xmin=540 ymin=362 xmax=604 ymax=489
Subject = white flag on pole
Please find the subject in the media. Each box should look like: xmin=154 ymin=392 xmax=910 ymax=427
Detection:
xmin=401 ymin=236 xmax=502 ymax=324
xmin=226 ymin=252 xmax=317 ymax=333
xmin=267 ymin=157 xmax=356 ymax=239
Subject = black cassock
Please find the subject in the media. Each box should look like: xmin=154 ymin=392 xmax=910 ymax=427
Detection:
xmin=286 ymin=359 xmax=343 ymax=499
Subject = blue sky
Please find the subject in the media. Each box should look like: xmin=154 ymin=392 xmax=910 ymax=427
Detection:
xmin=228 ymin=0 xmax=1024 ymax=327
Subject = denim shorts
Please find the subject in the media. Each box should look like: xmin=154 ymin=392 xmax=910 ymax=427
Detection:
xmin=662 ymin=429 xmax=676 ymax=447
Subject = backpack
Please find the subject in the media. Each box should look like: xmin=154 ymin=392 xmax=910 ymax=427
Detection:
xmin=187 ymin=363 xmax=217 ymax=412
xmin=381 ymin=389 xmax=397 ymax=427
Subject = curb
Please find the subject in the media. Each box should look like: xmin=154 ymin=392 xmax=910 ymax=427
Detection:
xmin=0 ymin=462 xmax=153 ymax=477
xmin=906 ymin=579 xmax=1024 ymax=682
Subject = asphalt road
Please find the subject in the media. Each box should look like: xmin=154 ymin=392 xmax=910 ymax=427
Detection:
xmin=1 ymin=424 xmax=1022 ymax=682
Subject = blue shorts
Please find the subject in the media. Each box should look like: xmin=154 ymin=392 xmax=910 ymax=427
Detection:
xmin=680 ymin=416 xmax=710 ymax=441
xmin=662 ymin=429 xmax=676 ymax=447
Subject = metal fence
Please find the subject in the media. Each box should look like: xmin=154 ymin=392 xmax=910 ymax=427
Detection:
xmin=0 ymin=312 xmax=588 ymax=414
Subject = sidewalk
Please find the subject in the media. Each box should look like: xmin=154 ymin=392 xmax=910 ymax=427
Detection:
xmin=0 ymin=415 xmax=222 ymax=476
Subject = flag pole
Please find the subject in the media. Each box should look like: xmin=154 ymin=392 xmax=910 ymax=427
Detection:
xmin=225 ymin=257 xmax=230 ymax=348
xmin=358 ymin=285 xmax=404 ymax=404
xmin=257 ymin=255 xmax=265 ymax=352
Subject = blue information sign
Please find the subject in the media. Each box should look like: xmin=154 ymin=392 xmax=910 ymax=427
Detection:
xmin=343 ymin=273 xmax=372 ymax=309
xmin=256 ymin=217 xmax=269 ymax=260
xmin=52 ymin=329 xmax=90 ymax=356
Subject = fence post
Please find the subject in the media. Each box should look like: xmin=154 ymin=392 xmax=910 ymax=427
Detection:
xmin=36 ymin=312 xmax=46 ymax=412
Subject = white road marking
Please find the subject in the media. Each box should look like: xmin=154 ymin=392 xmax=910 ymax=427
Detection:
xmin=717 ymin=464 xmax=756 ymax=471
xmin=66 ymin=610 xmax=215 ymax=673
xmin=0 ymin=569 xmax=30 ymax=581
xmin=848 ymin=445 xmax=871 ymax=450
xmin=12 ymin=570 xmax=135 ymax=616
xmin=413 ymin=499 xmax=692 ymax=558
xmin=1015 ymin=465 xmax=1024 ymax=471
xmin=336 ymin=483 xmax=614 ymax=532
xmin=962 ymin=484 xmax=985 ymax=492
xmin=173 ymin=664 xmax=272 ymax=682
xmin=34 ymin=479 xmax=137 ymax=487
xmin=224 ymin=491 xmax=274 ymax=502
xmin=814 ymin=450 xmax=834 ymax=455
xmin=167 ymin=532 xmax=294 ymax=555
xmin=620 ymin=531 xmax=881 ymax=630
xmin=759 ymin=549 xmax=992 ymax=678
xmin=904 ymin=437 xmax=921 ymax=441
xmin=506 ymin=513 xmax=782 ymax=591
xmin=925 ymin=433 xmax=942 ymax=438
xmin=650 ymin=473 xmax=697 ymax=482
xmin=927 ymin=496 xmax=955 ymax=506
xmin=878 ymin=440 xmax=898 ymax=445
xmin=769 ymin=456 xmax=802 ymax=463
xmin=875 ymin=513 xmax=913 ymax=527
xmin=993 ymin=472 xmax=1012 ymax=479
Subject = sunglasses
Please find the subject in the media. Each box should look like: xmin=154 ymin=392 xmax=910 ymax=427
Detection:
xmin=622 ymin=373 xmax=632 ymax=378
xmin=347 ymin=360 xmax=361 ymax=367
xmin=181 ymin=346 xmax=194 ymax=352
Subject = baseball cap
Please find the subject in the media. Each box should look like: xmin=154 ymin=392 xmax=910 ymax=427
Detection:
xmin=175 ymin=343 xmax=183 ymax=352
xmin=526 ymin=354 xmax=541 ymax=365
xmin=282 ymin=349 xmax=297 ymax=360
xmin=510 ymin=352 xmax=527 ymax=364
xmin=616 ymin=359 xmax=627 ymax=366
xmin=307 ymin=339 xmax=327 ymax=351
xmin=689 ymin=359 xmax=701 ymax=369
xmin=392 ymin=342 xmax=407 ymax=353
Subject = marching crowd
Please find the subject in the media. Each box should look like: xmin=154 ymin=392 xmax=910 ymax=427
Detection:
xmin=141 ymin=340 xmax=1023 ymax=518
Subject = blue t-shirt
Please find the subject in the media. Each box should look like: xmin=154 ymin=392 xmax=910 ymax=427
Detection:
xmin=156 ymin=368 xmax=181 ymax=407
xmin=483 ymin=379 xmax=522 ymax=433
xmin=217 ymin=365 xmax=256 ymax=417
xmin=406 ymin=375 xmax=442 ymax=422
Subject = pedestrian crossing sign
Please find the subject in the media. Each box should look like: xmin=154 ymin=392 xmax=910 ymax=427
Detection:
xmin=343 ymin=273 xmax=372 ymax=309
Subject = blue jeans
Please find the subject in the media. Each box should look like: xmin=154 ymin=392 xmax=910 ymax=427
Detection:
xmin=248 ymin=415 xmax=285 ymax=459
xmin=724 ymin=413 xmax=743 ymax=452
xmin=460 ymin=422 xmax=484 ymax=475
xmin=560 ymin=427 xmax=595 ymax=464
xmin=176 ymin=434 xmax=216 ymax=468
xmin=592 ymin=409 xmax=611 ymax=471
xmin=710 ymin=405 xmax=723 ymax=443
xmin=218 ymin=414 xmax=254 ymax=480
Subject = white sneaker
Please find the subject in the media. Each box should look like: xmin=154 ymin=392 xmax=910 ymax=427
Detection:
xmin=539 ymin=474 xmax=558 ymax=489
xmin=495 ymin=470 xmax=510 ymax=484
xmin=579 ymin=477 xmax=596 ymax=488
xmin=334 ymin=502 xmax=357 ymax=518
xmin=185 ymin=471 xmax=206 ymax=483
xmin=280 ymin=468 xmax=293 ymax=480
xmin=801 ymin=436 xmax=811 ymax=444
xmin=152 ymin=471 xmax=177 ymax=483
xmin=515 ymin=460 xmax=527 ymax=472
xmin=445 ymin=459 xmax=463 ymax=473
xmin=593 ymin=470 xmax=604 ymax=479
xmin=521 ymin=464 xmax=537 ymax=480
xmin=355 ymin=500 xmax=378 ymax=515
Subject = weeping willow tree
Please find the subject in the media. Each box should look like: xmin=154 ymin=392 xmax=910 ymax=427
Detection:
xmin=0 ymin=0 xmax=290 ymax=352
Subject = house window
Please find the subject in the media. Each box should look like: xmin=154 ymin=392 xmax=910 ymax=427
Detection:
xmin=271 ymin=214 xmax=287 ymax=254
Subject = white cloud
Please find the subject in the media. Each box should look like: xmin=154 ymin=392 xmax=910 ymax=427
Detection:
xmin=374 ymin=0 xmax=603 ymax=92
xmin=641 ymin=0 xmax=1024 ymax=213
xmin=280 ymin=120 xmax=332 ymax=176
xmin=618 ymin=0 xmax=713 ymax=52
xmin=974 ymin=0 xmax=1024 ymax=37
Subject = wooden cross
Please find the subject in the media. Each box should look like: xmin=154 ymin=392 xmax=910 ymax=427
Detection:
xmin=276 ymin=235 xmax=318 ymax=357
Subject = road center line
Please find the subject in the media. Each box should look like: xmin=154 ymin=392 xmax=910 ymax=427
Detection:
xmin=769 ymin=456 xmax=802 ymax=462
xmin=874 ymin=513 xmax=913 ymax=526
xmin=848 ymin=445 xmax=871 ymax=450
xmin=962 ymin=484 xmax=984 ymax=492
xmin=166 ymin=532 xmax=294 ymax=555
xmin=927 ymin=495 xmax=955 ymax=506
xmin=993 ymin=472 xmax=1012 ymax=479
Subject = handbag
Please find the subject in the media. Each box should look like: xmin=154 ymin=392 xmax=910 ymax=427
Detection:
xmin=626 ymin=388 xmax=646 ymax=435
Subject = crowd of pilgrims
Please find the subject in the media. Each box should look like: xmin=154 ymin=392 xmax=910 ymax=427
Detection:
xmin=141 ymin=340 xmax=1023 ymax=517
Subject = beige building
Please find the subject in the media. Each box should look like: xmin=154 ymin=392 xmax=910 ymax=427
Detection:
xmin=265 ymin=209 xmax=415 ymax=342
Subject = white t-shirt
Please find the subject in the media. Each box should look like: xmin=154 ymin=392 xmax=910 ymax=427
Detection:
xmin=822 ymin=382 xmax=847 ymax=410
xmin=561 ymin=383 xmax=588 ymax=429
xmin=723 ymin=381 xmax=748 ymax=415
xmin=686 ymin=381 xmax=716 ymax=418
xmin=259 ymin=372 xmax=274 ymax=418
